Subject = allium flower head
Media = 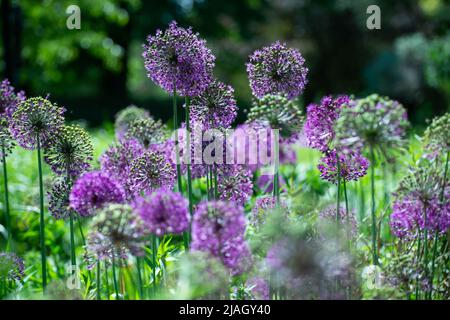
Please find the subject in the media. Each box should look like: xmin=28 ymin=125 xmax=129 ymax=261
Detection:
xmin=318 ymin=205 xmax=358 ymax=238
xmin=251 ymin=195 xmax=287 ymax=230
xmin=247 ymin=41 xmax=308 ymax=99
xmin=304 ymin=95 xmax=350 ymax=153
xmin=334 ymin=94 xmax=409 ymax=154
xmin=133 ymin=190 xmax=189 ymax=236
xmin=191 ymin=200 xmax=252 ymax=275
xmin=115 ymin=105 xmax=150 ymax=140
xmin=0 ymin=118 xmax=15 ymax=162
xmin=124 ymin=118 xmax=168 ymax=148
xmin=47 ymin=178 xmax=71 ymax=220
xmin=246 ymin=277 xmax=270 ymax=300
xmin=10 ymin=97 xmax=65 ymax=149
xmin=44 ymin=124 xmax=93 ymax=177
xmin=0 ymin=79 xmax=25 ymax=119
xmin=127 ymin=150 xmax=176 ymax=196
xmin=422 ymin=113 xmax=449 ymax=159
xmin=70 ymin=171 xmax=125 ymax=217
xmin=317 ymin=149 xmax=369 ymax=184
xmin=188 ymin=80 xmax=237 ymax=129
xmin=143 ymin=20 xmax=215 ymax=97
xmin=247 ymin=94 xmax=304 ymax=142
xmin=0 ymin=252 xmax=25 ymax=281
xmin=217 ymin=165 xmax=253 ymax=206
xmin=90 ymin=204 xmax=146 ymax=257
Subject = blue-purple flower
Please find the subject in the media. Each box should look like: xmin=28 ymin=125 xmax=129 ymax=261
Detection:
xmin=0 ymin=79 xmax=25 ymax=119
xmin=0 ymin=252 xmax=25 ymax=281
xmin=317 ymin=149 xmax=369 ymax=184
xmin=217 ymin=165 xmax=253 ymax=206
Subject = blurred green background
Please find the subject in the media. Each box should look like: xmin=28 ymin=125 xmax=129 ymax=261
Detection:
xmin=1 ymin=0 xmax=449 ymax=127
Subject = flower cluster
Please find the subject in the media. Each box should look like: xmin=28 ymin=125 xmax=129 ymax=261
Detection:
xmin=422 ymin=113 xmax=449 ymax=160
xmin=250 ymin=195 xmax=287 ymax=230
xmin=0 ymin=252 xmax=25 ymax=281
xmin=47 ymin=178 xmax=72 ymax=220
xmin=0 ymin=79 xmax=25 ymax=119
xmin=124 ymin=118 xmax=168 ymax=148
xmin=114 ymin=105 xmax=150 ymax=140
xmin=317 ymin=149 xmax=369 ymax=184
xmin=143 ymin=21 xmax=215 ymax=97
xmin=217 ymin=165 xmax=253 ymax=206
xmin=0 ymin=118 xmax=15 ymax=162
xmin=247 ymin=41 xmax=308 ymax=99
xmin=191 ymin=201 xmax=252 ymax=275
xmin=318 ymin=205 xmax=358 ymax=238
xmin=246 ymin=277 xmax=270 ymax=300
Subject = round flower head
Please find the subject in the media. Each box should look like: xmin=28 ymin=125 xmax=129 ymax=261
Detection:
xmin=0 ymin=252 xmax=25 ymax=281
xmin=44 ymin=124 xmax=93 ymax=177
xmin=47 ymin=178 xmax=71 ymax=220
xmin=124 ymin=118 xmax=168 ymax=148
xmin=191 ymin=200 xmax=252 ymax=275
xmin=247 ymin=94 xmax=304 ymax=143
xmin=217 ymin=165 xmax=253 ymax=206
xmin=334 ymin=94 xmax=409 ymax=154
xmin=143 ymin=20 xmax=215 ymax=97
xmin=114 ymin=105 xmax=150 ymax=140
xmin=247 ymin=277 xmax=270 ymax=300
xmin=10 ymin=97 xmax=65 ymax=149
xmin=127 ymin=150 xmax=176 ymax=196
xmin=318 ymin=205 xmax=358 ymax=238
xmin=90 ymin=204 xmax=146 ymax=257
xmin=317 ymin=149 xmax=369 ymax=184
xmin=304 ymin=95 xmax=350 ymax=153
xmin=133 ymin=189 xmax=190 ymax=236
xmin=0 ymin=118 xmax=15 ymax=162
xmin=251 ymin=195 xmax=287 ymax=230
xmin=188 ymin=80 xmax=237 ymax=129
xmin=0 ymin=78 xmax=25 ymax=119
xmin=69 ymin=171 xmax=126 ymax=217
xmin=246 ymin=41 xmax=308 ymax=99
xmin=422 ymin=113 xmax=449 ymax=160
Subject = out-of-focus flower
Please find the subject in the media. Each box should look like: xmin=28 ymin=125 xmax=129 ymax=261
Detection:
xmin=250 ymin=195 xmax=287 ymax=230
xmin=422 ymin=113 xmax=449 ymax=160
xmin=133 ymin=189 xmax=190 ymax=236
xmin=188 ymin=80 xmax=237 ymax=129
xmin=69 ymin=171 xmax=126 ymax=217
xmin=217 ymin=165 xmax=253 ymax=206
xmin=318 ymin=205 xmax=358 ymax=238
xmin=317 ymin=149 xmax=369 ymax=184
xmin=10 ymin=97 xmax=65 ymax=149
xmin=191 ymin=200 xmax=252 ymax=275
xmin=114 ymin=105 xmax=150 ymax=140
xmin=44 ymin=125 xmax=93 ymax=177
xmin=246 ymin=277 xmax=270 ymax=300
xmin=127 ymin=150 xmax=176 ymax=196
xmin=0 ymin=252 xmax=24 ymax=281
xmin=304 ymin=95 xmax=350 ymax=153
xmin=246 ymin=41 xmax=308 ymax=99
xmin=124 ymin=118 xmax=169 ymax=149
xmin=143 ymin=20 xmax=215 ymax=97
xmin=0 ymin=78 xmax=25 ymax=119
xmin=47 ymin=178 xmax=71 ymax=220
xmin=0 ymin=118 xmax=14 ymax=162
xmin=256 ymin=174 xmax=286 ymax=194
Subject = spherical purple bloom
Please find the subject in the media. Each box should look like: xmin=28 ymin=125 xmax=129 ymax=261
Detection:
xmin=0 ymin=78 xmax=25 ymax=119
xmin=143 ymin=20 xmax=215 ymax=97
xmin=69 ymin=171 xmax=126 ymax=217
xmin=114 ymin=105 xmax=150 ymax=141
xmin=9 ymin=97 xmax=65 ymax=149
xmin=127 ymin=150 xmax=176 ymax=196
xmin=304 ymin=95 xmax=350 ymax=153
xmin=246 ymin=41 xmax=308 ymax=100
xmin=133 ymin=189 xmax=190 ymax=236
xmin=318 ymin=205 xmax=358 ymax=238
xmin=191 ymin=200 xmax=252 ymax=275
xmin=247 ymin=277 xmax=270 ymax=300
xmin=124 ymin=117 xmax=168 ymax=149
xmin=188 ymin=80 xmax=237 ymax=129
xmin=0 ymin=252 xmax=25 ymax=281
xmin=217 ymin=165 xmax=253 ymax=206
xmin=251 ymin=195 xmax=287 ymax=229
xmin=47 ymin=178 xmax=71 ymax=220
xmin=318 ymin=149 xmax=369 ymax=184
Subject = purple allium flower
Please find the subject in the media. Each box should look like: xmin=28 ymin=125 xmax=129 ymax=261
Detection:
xmin=90 ymin=204 xmax=146 ymax=257
xmin=0 ymin=118 xmax=14 ymax=162
xmin=44 ymin=125 xmax=93 ymax=177
xmin=124 ymin=117 xmax=168 ymax=148
xmin=100 ymin=139 xmax=144 ymax=197
xmin=247 ymin=277 xmax=270 ymax=300
xmin=127 ymin=150 xmax=176 ymax=196
xmin=133 ymin=189 xmax=190 ymax=236
xmin=247 ymin=94 xmax=304 ymax=143
xmin=246 ymin=41 xmax=308 ymax=100
xmin=304 ymin=95 xmax=350 ymax=153
xmin=217 ymin=165 xmax=253 ymax=206
xmin=9 ymin=97 xmax=65 ymax=149
xmin=143 ymin=21 xmax=215 ymax=97
xmin=257 ymin=174 xmax=286 ymax=194
xmin=0 ymin=79 xmax=25 ymax=119
xmin=422 ymin=113 xmax=449 ymax=159
xmin=188 ymin=80 xmax=237 ymax=129
xmin=114 ymin=105 xmax=150 ymax=140
xmin=334 ymin=94 xmax=409 ymax=154
xmin=0 ymin=252 xmax=25 ymax=281
xmin=318 ymin=205 xmax=358 ymax=238
xmin=191 ymin=200 xmax=252 ymax=275
xmin=251 ymin=195 xmax=287 ymax=230
xmin=47 ymin=178 xmax=71 ymax=220
xmin=317 ymin=149 xmax=369 ymax=184
xmin=69 ymin=171 xmax=126 ymax=217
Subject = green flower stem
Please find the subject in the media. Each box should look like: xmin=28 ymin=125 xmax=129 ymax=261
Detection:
xmin=37 ymin=135 xmax=47 ymax=291
xmin=136 ymin=256 xmax=144 ymax=299
xmin=104 ymin=261 xmax=110 ymax=300
xmin=185 ymin=97 xmax=193 ymax=247
xmin=213 ymin=167 xmax=218 ymax=200
xmin=111 ymin=251 xmax=120 ymax=299
xmin=173 ymin=89 xmax=183 ymax=194
xmin=96 ymin=260 xmax=101 ymax=300
xmin=336 ymin=152 xmax=341 ymax=224
xmin=152 ymin=235 xmax=157 ymax=293
xmin=369 ymin=144 xmax=378 ymax=266
xmin=1 ymin=145 xmax=11 ymax=250
xmin=69 ymin=211 xmax=76 ymax=270
xmin=273 ymin=134 xmax=280 ymax=205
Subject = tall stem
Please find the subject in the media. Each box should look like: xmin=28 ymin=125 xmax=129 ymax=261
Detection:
xmin=136 ymin=256 xmax=144 ymax=299
xmin=104 ymin=261 xmax=110 ymax=300
xmin=185 ymin=97 xmax=193 ymax=247
xmin=69 ymin=212 xmax=76 ymax=270
xmin=1 ymin=145 xmax=11 ymax=250
xmin=152 ymin=235 xmax=157 ymax=293
xmin=111 ymin=251 xmax=119 ymax=299
xmin=173 ymin=89 xmax=183 ymax=193
xmin=37 ymin=135 xmax=47 ymax=290
xmin=369 ymin=144 xmax=378 ymax=265
xmin=336 ymin=152 xmax=341 ymax=224
xmin=96 ymin=260 xmax=101 ymax=300
xmin=213 ymin=167 xmax=218 ymax=200
xmin=273 ymin=133 xmax=280 ymax=205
